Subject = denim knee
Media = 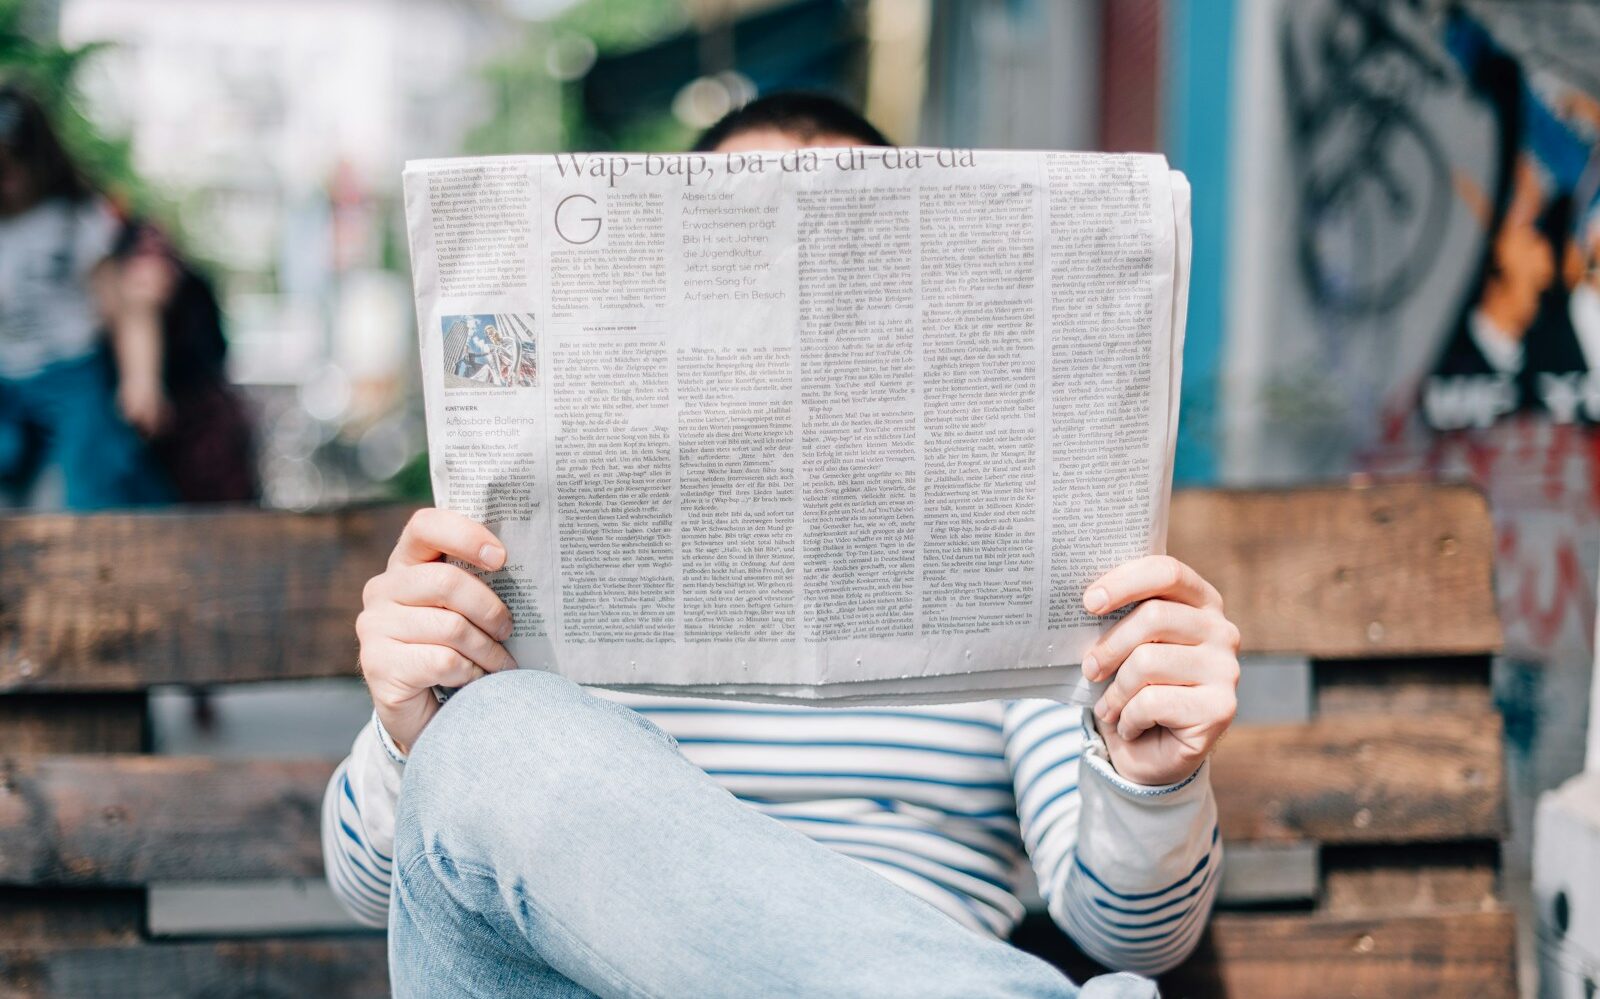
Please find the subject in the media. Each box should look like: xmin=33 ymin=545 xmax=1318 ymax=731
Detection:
xmin=397 ymin=670 xmax=674 ymax=855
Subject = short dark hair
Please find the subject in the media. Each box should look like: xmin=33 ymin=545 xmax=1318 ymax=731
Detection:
xmin=692 ymin=91 xmax=890 ymax=152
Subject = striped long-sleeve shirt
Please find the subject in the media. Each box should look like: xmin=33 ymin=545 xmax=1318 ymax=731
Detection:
xmin=323 ymin=692 xmax=1220 ymax=976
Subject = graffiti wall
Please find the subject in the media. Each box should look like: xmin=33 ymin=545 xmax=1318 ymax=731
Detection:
xmin=1264 ymin=0 xmax=1599 ymax=693
xmin=1239 ymin=3 xmax=1600 ymax=979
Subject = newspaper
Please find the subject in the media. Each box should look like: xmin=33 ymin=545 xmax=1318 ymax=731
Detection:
xmin=403 ymin=148 xmax=1191 ymax=706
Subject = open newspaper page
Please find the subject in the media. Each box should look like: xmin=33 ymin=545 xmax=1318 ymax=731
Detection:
xmin=403 ymin=148 xmax=1189 ymax=706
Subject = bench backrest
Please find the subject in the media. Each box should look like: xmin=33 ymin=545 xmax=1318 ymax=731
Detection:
xmin=0 ymin=484 xmax=1512 ymax=998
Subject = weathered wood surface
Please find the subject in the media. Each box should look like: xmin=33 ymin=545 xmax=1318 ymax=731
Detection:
xmin=0 ymin=937 xmax=387 ymax=999
xmin=0 ymin=889 xmax=142 ymax=946
xmin=3 ymin=708 xmax=1502 ymax=886
xmin=1169 ymin=483 xmax=1501 ymax=658
xmin=1210 ymin=712 xmax=1505 ymax=844
xmin=1159 ymin=909 xmax=1517 ymax=999
xmin=0 ymin=505 xmax=414 ymax=691
xmin=0 ymin=483 xmax=1498 ymax=689
xmin=0 ymin=757 xmax=331 ymax=885
xmin=1321 ymin=843 xmax=1500 ymax=916
xmin=1314 ymin=657 xmax=1495 ymax=716
xmin=1 ymin=912 xmax=1518 ymax=999
xmin=0 ymin=695 xmax=145 ymax=754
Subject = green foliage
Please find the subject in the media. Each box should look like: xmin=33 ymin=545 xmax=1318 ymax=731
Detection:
xmin=0 ymin=0 xmax=157 ymax=214
xmin=556 ymin=0 xmax=688 ymax=52
xmin=388 ymin=449 xmax=435 ymax=503
xmin=466 ymin=0 xmax=696 ymax=157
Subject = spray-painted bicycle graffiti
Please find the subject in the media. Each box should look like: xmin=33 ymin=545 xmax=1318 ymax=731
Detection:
xmin=1281 ymin=0 xmax=1457 ymax=319
xmin=1284 ymin=1 xmax=1600 ymax=430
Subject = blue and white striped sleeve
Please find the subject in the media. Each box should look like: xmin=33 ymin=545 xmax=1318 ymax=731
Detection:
xmin=320 ymin=712 xmax=407 ymax=928
xmin=1002 ymin=699 xmax=1221 ymax=976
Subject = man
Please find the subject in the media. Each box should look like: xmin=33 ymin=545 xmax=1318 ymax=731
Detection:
xmin=324 ymin=93 xmax=1240 ymax=998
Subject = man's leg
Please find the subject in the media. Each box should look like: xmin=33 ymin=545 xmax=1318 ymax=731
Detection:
xmin=390 ymin=669 xmax=1096 ymax=999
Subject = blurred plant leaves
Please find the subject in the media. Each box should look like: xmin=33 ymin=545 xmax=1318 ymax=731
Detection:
xmin=0 ymin=0 xmax=159 ymax=214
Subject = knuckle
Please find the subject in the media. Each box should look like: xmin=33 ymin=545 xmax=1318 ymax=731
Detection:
xmin=1220 ymin=619 xmax=1242 ymax=651
xmin=1218 ymin=690 xmax=1239 ymax=726
xmin=424 ymin=645 xmax=459 ymax=671
xmin=1156 ymin=555 xmax=1184 ymax=590
xmin=405 ymin=508 xmax=432 ymax=537
xmin=1145 ymin=598 xmax=1175 ymax=633
xmin=1120 ymin=643 xmax=1150 ymax=677
xmin=361 ymin=574 xmax=382 ymax=607
xmin=445 ymin=614 xmax=473 ymax=644
xmin=420 ymin=562 xmax=458 ymax=602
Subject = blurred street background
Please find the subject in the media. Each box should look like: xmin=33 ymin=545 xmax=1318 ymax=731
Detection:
xmin=5 ymin=0 xmax=1600 ymax=992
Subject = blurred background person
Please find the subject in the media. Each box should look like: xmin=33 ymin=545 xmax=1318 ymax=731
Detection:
xmin=106 ymin=216 xmax=259 ymax=503
xmin=0 ymin=82 xmax=172 ymax=509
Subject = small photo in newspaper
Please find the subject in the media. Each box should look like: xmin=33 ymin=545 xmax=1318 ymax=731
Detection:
xmin=442 ymin=312 xmax=539 ymax=390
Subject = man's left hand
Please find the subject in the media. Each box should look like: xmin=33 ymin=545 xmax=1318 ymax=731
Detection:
xmin=1081 ymin=555 xmax=1241 ymax=787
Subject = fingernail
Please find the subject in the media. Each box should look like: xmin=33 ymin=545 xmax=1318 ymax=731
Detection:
xmin=1093 ymin=701 xmax=1107 ymax=722
xmin=1082 ymin=654 xmax=1099 ymax=681
xmin=499 ymin=620 xmax=514 ymax=641
xmin=1084 ymin=587 xmax=1109 ymax=614
xmin=480 ymin=544 xmax=505 ymax=570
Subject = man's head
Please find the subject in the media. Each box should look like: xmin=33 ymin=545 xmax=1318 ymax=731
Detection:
xmin=693 ymin=91 xmax=889 ymax=154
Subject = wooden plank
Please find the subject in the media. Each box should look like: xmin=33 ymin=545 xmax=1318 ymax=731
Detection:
xmin=0 ymin=695 xmax=148 ymax=954
xmin=0 ymin=505 xmax=414 ymax=691
xmin=0 ymin=695 xmax=146 ymax=753
xmin=1315 ymin=657 xmax=1495 ymax=716
xmin=0 ymin=757 xmax=332 ymax=885
xmin=0 ymin=889 xmax=143 ymax=946
xmin=1 ymin=482 xmax=1501 ymax=688
xmin=1211 ymin=712 xmax=1505 ymax=845
xmin=1 ymin=711 xmax=1503 ymax=886
xmin=1168 ymin=483 xmax=1501 ymax=658
xmin=0 ymin=937 xmax=387 ymax=999
xmin=1161 ymin=909 xmax=1517 ymax=999
xmin=1321 ymin=843 xmax=1500 ymax=917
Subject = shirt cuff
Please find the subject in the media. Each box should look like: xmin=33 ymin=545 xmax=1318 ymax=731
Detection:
xmin=372 ymin=711 xmax=409 ymax=767
xmin=1079 ymin=706 xmax=1205 ymax=800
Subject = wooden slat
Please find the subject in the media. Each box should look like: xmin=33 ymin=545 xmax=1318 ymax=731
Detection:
xmin=0 ymin=694 xmax=147 ymax=956
xmin=1211 ymin=712 xmax=1504 ymax=845
xmin=0 ymin=937 xmax=386 ymax=999
xmin=0 ymin=889 xmax=143 ymax=946
xmin=1161 ymin=910 xmax=1517 ymax=999
xmin=10 ymin=916 xmax=1514 ymax=999
xmin=1168 ymin=483 xmax=1501 ymax=658
xmin=1 ymin=482 xmax=1501 ymax=688
xmin=1321 ymin=843 xmax=1500 ymax=917
xmin=0 ymin=757 xmax=332 ymax=885
xmin=1315 ymin=657 xmax=1495 ymax=716
xmin=0 ymin=695 xmax=146 ymax=753
xmin=2 ymin=710 xmax=1504 ymax=886
xmin=0 ymin=506 xmax=413 ymax=691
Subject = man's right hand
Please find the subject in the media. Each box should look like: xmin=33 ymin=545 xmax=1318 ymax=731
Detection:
xmin=357 ymin=508 xmax=518 ymax=754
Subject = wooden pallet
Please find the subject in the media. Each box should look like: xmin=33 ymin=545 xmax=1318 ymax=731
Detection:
xmin=0 ymin=484 xmax=1514 ymax=997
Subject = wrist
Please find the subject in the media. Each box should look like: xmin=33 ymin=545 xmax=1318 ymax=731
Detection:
xmin=372 ymin=711 xmax=410 ymax=765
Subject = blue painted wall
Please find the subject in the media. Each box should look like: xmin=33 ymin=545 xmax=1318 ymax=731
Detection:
xmin=1164 ymin=0 xmax=1234 ymax=485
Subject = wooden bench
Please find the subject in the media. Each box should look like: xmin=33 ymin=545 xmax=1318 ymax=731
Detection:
xmin=0 ymin=482 xmax=1514 ymax=997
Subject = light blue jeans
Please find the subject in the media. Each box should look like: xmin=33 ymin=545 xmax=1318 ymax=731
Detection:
xmin=391 ymin=669 xmax=1159 ymax=998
